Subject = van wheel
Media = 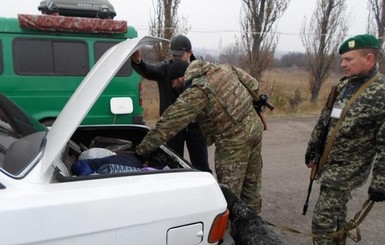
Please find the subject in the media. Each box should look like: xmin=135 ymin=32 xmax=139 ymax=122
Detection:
xmin=41 ymin=119 xmax=56 ymax=127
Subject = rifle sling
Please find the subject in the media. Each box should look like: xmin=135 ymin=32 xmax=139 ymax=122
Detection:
xmin=318 ymin=72 xmax=381 ymax=170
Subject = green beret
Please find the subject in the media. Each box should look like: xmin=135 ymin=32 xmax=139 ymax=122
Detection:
xmin=339 ymin=34 xmax=380 ymax=54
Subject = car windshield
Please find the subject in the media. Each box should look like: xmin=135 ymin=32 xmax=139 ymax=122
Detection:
xmin=0 ymin=93 xmax=47 ymax=178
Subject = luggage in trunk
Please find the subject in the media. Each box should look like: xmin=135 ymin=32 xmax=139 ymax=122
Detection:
xmin=38 ymin=0 xmax=116 ymax=19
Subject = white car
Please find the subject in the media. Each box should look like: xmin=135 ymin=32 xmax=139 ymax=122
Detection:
xmin=0 ymin=36 xmax=233 ymax=245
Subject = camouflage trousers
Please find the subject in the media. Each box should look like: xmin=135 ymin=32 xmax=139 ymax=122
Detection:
xmin=312 ymin=185 xmax=352 ymax=245
xmin=214 ymin=126 xmax=263 ymax=213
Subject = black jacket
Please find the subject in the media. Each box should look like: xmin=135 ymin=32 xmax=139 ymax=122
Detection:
xmin=131 ymin=59 xmax=179 ymax=115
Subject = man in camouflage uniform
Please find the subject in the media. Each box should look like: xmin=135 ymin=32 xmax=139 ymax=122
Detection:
xmin=305 ymin=34 xmax=385 ymax=245
xmin=136 ymin=59 xmax=264 ymax=212
xmin=131 ymin=35 xmax=211 ymax=173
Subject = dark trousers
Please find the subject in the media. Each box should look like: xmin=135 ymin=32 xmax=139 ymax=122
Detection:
xmin=166 ymin=122 xmax=211 ymax=173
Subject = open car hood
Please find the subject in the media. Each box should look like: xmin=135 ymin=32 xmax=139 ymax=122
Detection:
xmin=29 ymin=36 xmax=167 ymax=179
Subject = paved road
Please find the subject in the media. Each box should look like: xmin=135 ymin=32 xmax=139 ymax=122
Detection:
xmin=150 ymin=116 xmax=384 ymax=244
xmin=249 ymin=116 xmax=383 ymax=244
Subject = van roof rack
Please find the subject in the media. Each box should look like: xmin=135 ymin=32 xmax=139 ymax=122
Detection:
xmin=18 ymin=14 xmax=127 ymax=34
xmin=38 ymin=0 xmax=116 ymax=19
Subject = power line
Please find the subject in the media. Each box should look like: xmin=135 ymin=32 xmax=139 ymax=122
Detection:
xmin=135 ymin=26 xmax=305 ymax=36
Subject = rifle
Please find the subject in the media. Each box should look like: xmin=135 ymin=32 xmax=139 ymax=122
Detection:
xmin=302 ymin=85 xmax=337 ymax=215
xmin=253 ymin=94 xmax=274 ymax=130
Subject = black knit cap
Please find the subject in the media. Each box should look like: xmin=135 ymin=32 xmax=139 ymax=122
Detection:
xmin=169 ymin=59 xmax=189 ymax=80
xmin=170 ymin=35 xmax=192 ymax=56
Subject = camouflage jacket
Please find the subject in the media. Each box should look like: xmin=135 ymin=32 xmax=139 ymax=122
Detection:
xmin=306 ymin=69 xmax=385 ymax=192
xmin=136 ymin=61 xmax=263 ymax=155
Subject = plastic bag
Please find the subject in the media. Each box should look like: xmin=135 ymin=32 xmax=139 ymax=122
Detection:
xmin=78 ymin=147 xmax=116 ymax=160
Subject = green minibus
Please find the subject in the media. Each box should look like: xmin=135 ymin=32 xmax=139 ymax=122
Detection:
xmin=0 ymin=14 xmax=143 ymax=126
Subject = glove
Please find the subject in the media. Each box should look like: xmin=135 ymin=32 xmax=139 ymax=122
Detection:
xmin=368 ymin=187 xmax=385 ymax=202
xmin=219 ymin=184 xmax=238 ymax=209
xmin=134 ymin=151 xmax=148 ymax=164
xmin=305 ymin=151 xmax=315 ymax=165
xmin=253 ymin=99 xmax=266 ymax=112
xmin=305 ymin=142 xmax=318 ymax=166
xmin=147 ymin=149 xmax=169 ymax=169
xmin=253 ymin=94 xmax=274 ymax=112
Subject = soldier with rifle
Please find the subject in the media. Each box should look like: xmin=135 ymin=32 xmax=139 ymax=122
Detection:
xmin=305 ymin=34 xmax=385 ymax=245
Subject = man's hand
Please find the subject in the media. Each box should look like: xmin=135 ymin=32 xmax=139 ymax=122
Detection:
xmin=368 ymin=187 xmax=385 ymax=202
xmin=131 ymin=50 xmax=142 ymax=64
xmin=253 ymin=94 xmax=274 ymax=112
xmin=305 ymin=152 xmax=315 ymax=168
xmin=133 ymin=152 xmax=147 ymax=163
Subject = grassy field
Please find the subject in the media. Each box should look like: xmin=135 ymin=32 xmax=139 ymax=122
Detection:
xmin=141 ymin=68 xmax=342 ymax=121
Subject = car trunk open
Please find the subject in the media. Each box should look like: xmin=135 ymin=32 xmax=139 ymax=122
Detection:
xmin=54 ymin=125 xmax=195 ymax=182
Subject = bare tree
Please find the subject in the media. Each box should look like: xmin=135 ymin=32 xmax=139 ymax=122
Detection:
xmin=301 ymin=0 xmax=348 ymax=103
xmin=240 ymin=0 xmax=289 ymax=81
xmin=149 ymin=0 xmax=190 ymax=61
xmin=276 ymin=52 xmax=308 ymax=68
xmin=218 ymin=41 xmax=243 ymax=66
xmin=368 ymin=0 xmax=385 ymax=72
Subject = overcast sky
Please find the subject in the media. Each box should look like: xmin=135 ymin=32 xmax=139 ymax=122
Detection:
xmin=0 ymin=0 xmax=369 ymax=52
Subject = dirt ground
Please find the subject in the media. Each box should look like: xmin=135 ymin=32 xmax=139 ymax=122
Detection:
xmin=180 ymin=116 xmax=384 ymax=245
xmin=242 ymin=116 xmax=384 ymax=245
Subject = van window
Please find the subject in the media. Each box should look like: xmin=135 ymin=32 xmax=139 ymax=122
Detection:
xmin=13 ymin=38 xmax=89 ymax=75
xmin=94 ymin=41 xmax=132 ymax=76
xmin=0 ymin=40 xmax=3 ymax=74
xmin=0 ymin=15 xmax=143 ymax=125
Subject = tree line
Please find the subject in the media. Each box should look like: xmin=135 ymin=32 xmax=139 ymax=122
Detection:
xmin=146 ymin=0 xmax=385 ymax=103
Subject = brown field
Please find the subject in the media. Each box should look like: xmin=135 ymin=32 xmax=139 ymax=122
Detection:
xmin=141 ymin=68 xmax=342 ymax=121
xmin=141 ymin=79 xmax=161 ymax=121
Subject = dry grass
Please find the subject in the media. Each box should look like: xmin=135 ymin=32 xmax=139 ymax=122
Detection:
xmin=141 ymin=80 xmax=160 ymax=121
xmin=141 ymin=68 xmax=343 ymax=121
xmin=260 ymin=68 xmax=341 ymax=117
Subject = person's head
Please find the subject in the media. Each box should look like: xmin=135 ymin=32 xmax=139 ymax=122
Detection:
xmin=170 ymin=35 xmax=193 ymax=62
xmin=339 ymin=34 xmax=380 ymax=77
xmin=169 ymin=59 xmax=189 ymax=92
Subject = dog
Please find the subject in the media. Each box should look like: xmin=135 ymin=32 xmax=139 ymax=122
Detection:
xmin=220 ymin=185 xmax=284 ymax=245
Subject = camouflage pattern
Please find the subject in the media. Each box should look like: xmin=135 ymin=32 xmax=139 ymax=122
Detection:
xmin=214 ymin=122 xmax=263 ymax=212
xmin=306 ymin=69 xmax=385 ymax=191
xmin=136 ymin=61 xmax=264 ymax=211
xmin=306 ymin=68 xmax=385 ymax=244
xmin=312 ymin=186 xmax=351 ymax=245
xmin=184 ymin=61 xmax=260 ymax=100
xmin=185 ymin=61 xmax=258 ymax=146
